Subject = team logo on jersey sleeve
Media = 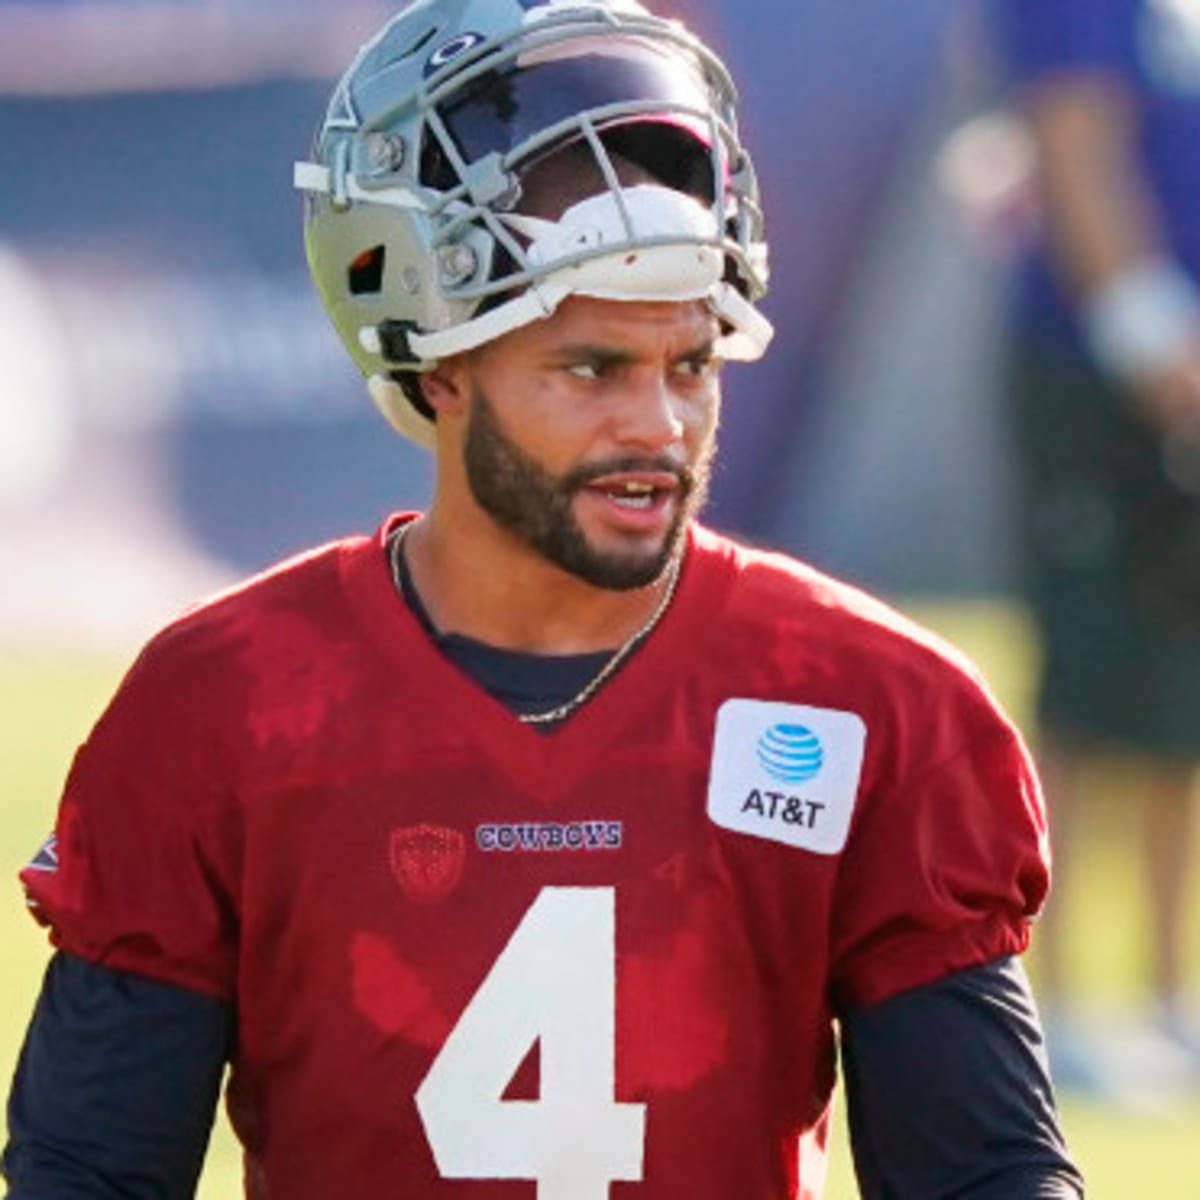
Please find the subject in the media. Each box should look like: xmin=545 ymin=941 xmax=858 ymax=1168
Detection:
xmin=24 ymin=833 xmax=59 ymax=874
xmin=706 ymin=700 xmax=866 ymax=854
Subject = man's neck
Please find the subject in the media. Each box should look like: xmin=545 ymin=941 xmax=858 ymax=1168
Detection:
xmin=400 ymin=512 xmax=680 ymax=656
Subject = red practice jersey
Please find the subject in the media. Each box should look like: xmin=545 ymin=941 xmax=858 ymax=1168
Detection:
xmin=23 ymin=517 xmax=1049 ymax=1200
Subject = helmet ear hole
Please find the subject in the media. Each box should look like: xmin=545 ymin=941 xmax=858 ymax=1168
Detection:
xmin=349 ymin=246 xmax=387 ymax=295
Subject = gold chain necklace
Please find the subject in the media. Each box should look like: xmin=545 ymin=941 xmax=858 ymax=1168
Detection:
xmin=387 ymin=521 xmax=681 ymax=725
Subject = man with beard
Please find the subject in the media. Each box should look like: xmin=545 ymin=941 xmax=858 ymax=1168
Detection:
xmin=5 ymin=2 xmax=1082 ymax=1198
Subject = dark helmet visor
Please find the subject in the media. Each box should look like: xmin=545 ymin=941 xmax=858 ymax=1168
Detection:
xmin=422 ymin=36 xmax=719 ymax=192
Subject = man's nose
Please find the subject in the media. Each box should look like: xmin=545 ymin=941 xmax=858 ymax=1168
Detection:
xmin=611 ymin=371 xmax=687 ymax=450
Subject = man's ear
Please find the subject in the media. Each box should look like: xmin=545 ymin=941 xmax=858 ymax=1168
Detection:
xmin=418 ymin=356 xmax=470 ymax=419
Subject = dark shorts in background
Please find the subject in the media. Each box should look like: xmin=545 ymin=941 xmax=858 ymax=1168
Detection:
xmin=1010 ymin=343 xmax=1200 ymax=756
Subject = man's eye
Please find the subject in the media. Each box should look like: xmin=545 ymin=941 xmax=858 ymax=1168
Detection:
xmin=676 ymin=356 xmax=718 ymax=378
xmin=566 ymin=362 xmax=603 ymax=381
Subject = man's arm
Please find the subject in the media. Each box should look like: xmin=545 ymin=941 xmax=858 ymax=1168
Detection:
xmin=1021 ymin=70 xmax=1200 ymax=436
xmin=4 ymin=951 xmax=231 ymax=1199
xmin=840 ymin=956 xmax=1084 ymax=1199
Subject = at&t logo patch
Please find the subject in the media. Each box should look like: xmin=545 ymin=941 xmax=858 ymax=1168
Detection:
xmin=707 ymin=700 xmax=866 ymax=854
xmin=756 ymin=723 xmax=824 ymax=784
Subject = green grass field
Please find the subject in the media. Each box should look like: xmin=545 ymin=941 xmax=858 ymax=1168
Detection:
xmin=2 ymin=601 xmax=1198 ymax=1197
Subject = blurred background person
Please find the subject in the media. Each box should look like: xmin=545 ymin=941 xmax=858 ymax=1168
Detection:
xmin=995 ymin=0 xmax=1200 ymax=1093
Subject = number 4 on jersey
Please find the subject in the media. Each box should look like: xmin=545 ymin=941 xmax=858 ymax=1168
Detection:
xmin=416 ymin=886 xmax=646 ymax=1199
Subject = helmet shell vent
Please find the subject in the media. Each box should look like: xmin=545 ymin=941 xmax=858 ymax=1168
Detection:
xmin=348 ymin=245 xmax=386 ymax=295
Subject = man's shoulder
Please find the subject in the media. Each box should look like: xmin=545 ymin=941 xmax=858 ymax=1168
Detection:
xmin=118 ymin=527 xmax=382 ymax=702
xmin=162 ymin=533 xmax=366 ymax=644
xmin=692 ymin=526 xmax=991 ymax=699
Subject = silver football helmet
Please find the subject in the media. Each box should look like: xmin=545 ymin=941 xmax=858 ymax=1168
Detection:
xmin=296 ymin=0 xmax=772 ymax=448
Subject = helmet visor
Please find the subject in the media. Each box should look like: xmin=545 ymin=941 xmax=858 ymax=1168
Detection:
xmin=421 ymin=34 xmax=724 ymax=198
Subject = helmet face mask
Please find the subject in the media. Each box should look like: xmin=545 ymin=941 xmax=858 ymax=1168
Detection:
xmin=297 ymin=0 xmax=772 ymax=448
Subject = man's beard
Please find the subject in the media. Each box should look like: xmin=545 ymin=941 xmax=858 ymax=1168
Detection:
xmin=463 ymin=383 xmax=713 ymax=590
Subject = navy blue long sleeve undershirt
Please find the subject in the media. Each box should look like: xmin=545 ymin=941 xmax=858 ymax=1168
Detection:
xmin=841 ymin=956 xmax=1083 ymax=1198
xmin=4 ymin=953 xmax=231 ymax=1199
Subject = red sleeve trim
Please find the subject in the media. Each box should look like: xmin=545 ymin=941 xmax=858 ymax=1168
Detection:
xmin=834 ymin=914 xmax=1032 ymax=1012
xmin=47 ymin=931 xmax=236 ymax=1003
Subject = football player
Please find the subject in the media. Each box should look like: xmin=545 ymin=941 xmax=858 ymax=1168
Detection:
xmin=5 ymin=1 xmax=1082 ymax=1197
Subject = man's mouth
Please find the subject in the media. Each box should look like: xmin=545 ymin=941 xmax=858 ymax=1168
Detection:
xmin=583 ymin=471 xmax=683 ymax=514
xmin=600 ymin=479 xmax=660 ymax=510
xmin=571 ymin=471 xmax=687 ymax=543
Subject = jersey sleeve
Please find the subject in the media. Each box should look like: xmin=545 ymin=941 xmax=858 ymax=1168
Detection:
xmin=829 ymin=666 xmax=1050 ymax=1011
xmin=20 ymin=636 xmax=241 ymax=1000
xmin=996 ymin=0 xmax=1138 ymax=84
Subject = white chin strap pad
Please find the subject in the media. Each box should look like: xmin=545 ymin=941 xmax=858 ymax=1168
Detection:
xmin=406 ymin=185 xmax=773 ymax=361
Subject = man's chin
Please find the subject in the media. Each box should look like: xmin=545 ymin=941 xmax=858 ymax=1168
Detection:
xmin=564 ymin=530 xmax=680 ymax=591
xmin=585 ymin=560 xmax=670 ymax=592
